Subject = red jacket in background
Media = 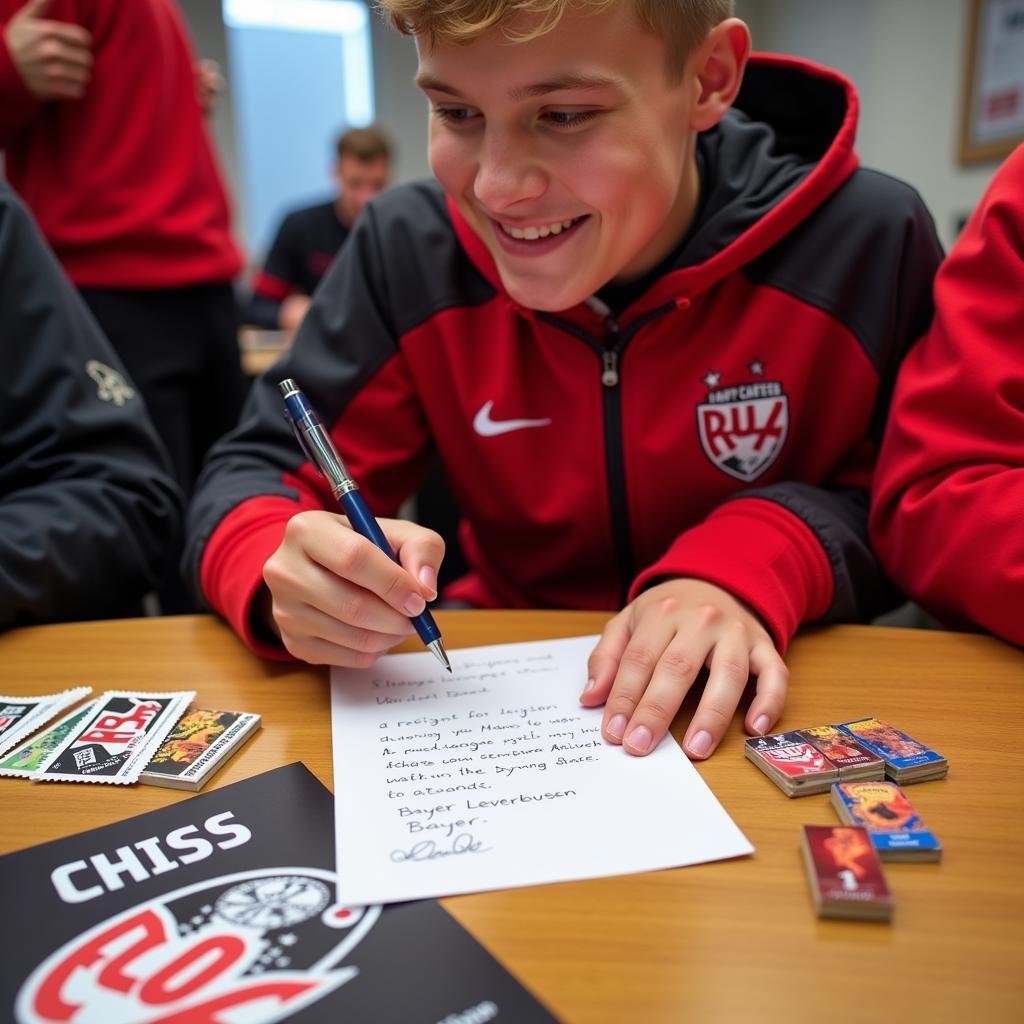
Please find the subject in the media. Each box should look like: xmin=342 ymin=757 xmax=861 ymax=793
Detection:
xmin=0 ymin=0 xmax=241 ymax=288
xmin=871 ymin=144 xmax=1024 ymax=646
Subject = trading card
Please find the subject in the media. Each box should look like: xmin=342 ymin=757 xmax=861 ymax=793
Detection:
xmin=831 ymin=781 xmax=942 ymax=860
xmin=0 ymin=687 xmax=91 ymax=758
xmin=799 ymin=725 xmax=884 ymax=775
xmin=0 ymin=704 xmax=95 ymax=779
xmin=31 ymin=690 xmax=195 ymax=785
xmin=139 ymin=708 xmax=261 ymax=790
xmin=838 ymin=718 xmax=946 ymax=771
xmin=745 ymin=732 xmax=839 ymax=779
xmin=800 ymin=824 xmax=894 ymax=921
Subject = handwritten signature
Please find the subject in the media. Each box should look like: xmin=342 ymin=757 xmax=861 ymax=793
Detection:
xmin=391 ymin=833 xmax=491 ymax=863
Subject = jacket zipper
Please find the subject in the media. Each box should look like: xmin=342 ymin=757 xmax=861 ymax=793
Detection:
xmin=538 ymin=302 xmax=677 ymax=608
xmin=599 ymin=316 xmax=633 ymax=608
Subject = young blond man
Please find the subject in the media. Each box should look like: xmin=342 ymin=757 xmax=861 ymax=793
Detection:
xmin=188 ymin=1 xmax=942 ymax=760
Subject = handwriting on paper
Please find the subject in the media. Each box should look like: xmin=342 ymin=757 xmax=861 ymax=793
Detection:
xmin=331 ymin=636 xmax=754 ymax=905
xmin=373 ymin=652 xmax=604 ymax=859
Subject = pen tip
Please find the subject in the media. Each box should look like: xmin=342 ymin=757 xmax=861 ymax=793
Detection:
xmin=428 ymin=639 xmax=452 ymax=674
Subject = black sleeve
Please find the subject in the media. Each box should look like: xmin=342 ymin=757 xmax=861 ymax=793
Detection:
xmin=242 ymin=213 xmax=304 ymax=328
xmin=242 ymin=294 xmax=284 ymax=330
xmin=0 ymin=185 xmax=183 ymax=628
xmin=262 ymin=212 xmax=305 ymax=289
xmin=738 ymin=170 xmax=945 ymax=623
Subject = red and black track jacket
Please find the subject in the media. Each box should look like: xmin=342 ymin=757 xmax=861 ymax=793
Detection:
xmin=871 ymin=144 xmax=1024 ymax=646
xmin=187 ymin=56 xmax=942 ymax=659
xmin=0 ymin=0 xmax=240 ymax=289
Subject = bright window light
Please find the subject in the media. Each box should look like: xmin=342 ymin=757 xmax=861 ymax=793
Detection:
xmin=222 ymin=0 xmax=377 ymax=253
xmin=223 ymin=0 xmax=367 ymax=35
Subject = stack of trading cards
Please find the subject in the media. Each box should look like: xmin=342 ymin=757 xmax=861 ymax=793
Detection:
xmin=831 ymin=781 xmax=942 ymax=861
xmin=0 ymin=702 xmax=96 ymax=779
xmin=0 ymin=687 xmax=92 ymax=760
xmin=800 ymin=824 xmax=894 ymax=922
xmin=744 ymin=732 xmax=839 ymax=796
xmin=838 ymin=718 xmax=948 ymax=783
xmin=29 ymin=690 xmax=194 ymax=785
xmin=798 ymin=725 xmax=885 ymax=781
xmin=139 ymin=708 xmax=261 ymax=791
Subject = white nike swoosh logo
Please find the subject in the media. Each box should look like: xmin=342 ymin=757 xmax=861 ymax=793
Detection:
xmin=473 ymin=400 xmax=552 ymax=437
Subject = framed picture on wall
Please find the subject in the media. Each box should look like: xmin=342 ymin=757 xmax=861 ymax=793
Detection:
xmin=960 ymin=0 xmax=1024 ymax=163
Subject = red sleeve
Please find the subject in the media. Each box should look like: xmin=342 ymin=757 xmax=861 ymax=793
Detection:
xmin=199 ymin=465 xmax=333 ymax=660
xmin=252 ymin=270 xmax=291 ymax=302
xmin=0 ymin=27 xmax=42 ymax=141
xmin=871 ymin=144 xmax=1024 ymax=646
xmin=629 ymin=497 xmax=834 ymax=654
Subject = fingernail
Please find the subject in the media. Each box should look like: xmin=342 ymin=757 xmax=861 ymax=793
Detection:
xmin=417 ymin=566 xmax=438 ymax=599
xmin=607 ymin=714 xmax=628 ymax=741
xmin=581 ymin=677 xmax=596 ymax=697
xmin=753 ymin=714 xmax=771 ymax=735
xmin=403 ymin=594 xmax=426 ymax=616
xmin=687 ymin=729 xmax=713 ymax=758
xmin=625 ymin=725 xmax=652 ymax=754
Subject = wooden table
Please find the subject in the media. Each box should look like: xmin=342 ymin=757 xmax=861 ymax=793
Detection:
xmin=1 ymin=613 xmax=1022 ymax=1022
xmin=237 ymin=325 xmax=292 ymax=376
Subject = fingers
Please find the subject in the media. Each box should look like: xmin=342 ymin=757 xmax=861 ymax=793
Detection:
xmin=581 ymin=609 xmax=631 ymax=705
xmin=263 ymin=512 xmax=443 ymax=666
xmin=278 ymin=295 xmax=310 ymax=331
xmin=42 ymin=22 xmax=92 ymax=53
xmin=21 ymin=0 xmax=55 ymax=16
xmin=681 ymin=625 xmax=750 ymax=759
xmin=10 ymin=9 xmax=93 ymax=101
xmin=272 ymin=595 xmax=411 ymax=667
xmin=619 ymin=631 xmax=704 ymax=755
xmin=599 ymin=616 xmax=697 ymax=753
xmin=283 ymin=512 xmax=432 ymax=619
xmin=391 ymin=520 xmax=445 ymax=602
xmin=276 ymin=632 xmax=395 ymax=669
xmin=744 ymin=642 xmax=789 ymax=737
xmin=580 ymin=580 xmax=790 ymax=760
xmin=39 ymin=30 xmax=93 ymax=98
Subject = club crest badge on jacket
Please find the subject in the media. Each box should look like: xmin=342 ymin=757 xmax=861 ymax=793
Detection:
xmin=696 ymin=361 xmax=789 ymax=482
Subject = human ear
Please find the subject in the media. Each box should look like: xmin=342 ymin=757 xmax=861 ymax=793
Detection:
xmin=689 ymin=18 xmax=751 ymax=131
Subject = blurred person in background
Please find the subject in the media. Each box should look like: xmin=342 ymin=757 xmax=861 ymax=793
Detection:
xmin=245 ymin=125 xmax=393 ymax=331
xmin=0 ymin=0 xmax=248 ymax=612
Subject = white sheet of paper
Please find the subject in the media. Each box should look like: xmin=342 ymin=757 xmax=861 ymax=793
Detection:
xmin=330 ymin=634 xmax=753 ymax=905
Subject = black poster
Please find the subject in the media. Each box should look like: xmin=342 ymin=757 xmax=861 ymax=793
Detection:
xmin=0 ymin=762 xmax=560 ymax=1023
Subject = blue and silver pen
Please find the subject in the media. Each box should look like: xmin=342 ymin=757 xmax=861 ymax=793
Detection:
xmin=278 ymin=378 xmax=452 ymax=673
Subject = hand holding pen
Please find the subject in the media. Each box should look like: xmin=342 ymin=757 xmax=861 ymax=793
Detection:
xmin=261 ymin=379 xmax=451 ymax=672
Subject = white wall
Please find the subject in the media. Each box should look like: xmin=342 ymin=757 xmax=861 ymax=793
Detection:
xmin=369 ymin=12 xmax=432 ymax=184
xmin=742 ymin=0 xmax=1000 ymax=248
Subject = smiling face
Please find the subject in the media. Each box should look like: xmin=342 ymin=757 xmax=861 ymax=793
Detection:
xmin=416 ymin=4 xmax=703 ymax=311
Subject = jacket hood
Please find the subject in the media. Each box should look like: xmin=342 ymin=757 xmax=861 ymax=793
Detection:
xmin=447 ymin=53 xmax=860 ymax=319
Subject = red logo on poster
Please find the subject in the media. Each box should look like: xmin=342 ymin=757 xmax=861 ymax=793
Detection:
xmin=17 ymin=869 xmax=380 ymax=1023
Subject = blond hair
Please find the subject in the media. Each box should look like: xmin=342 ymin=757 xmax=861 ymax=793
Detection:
xmin=376 ymin=0 xmax=735 ymax=77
